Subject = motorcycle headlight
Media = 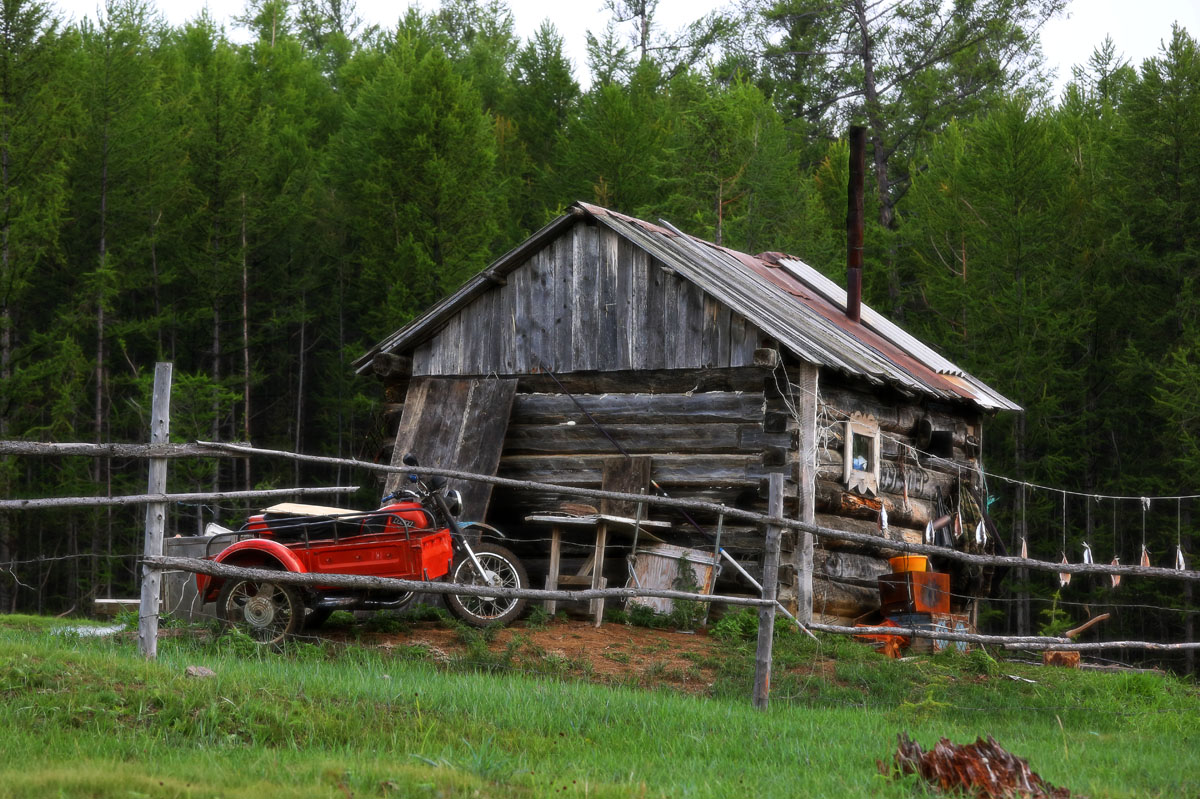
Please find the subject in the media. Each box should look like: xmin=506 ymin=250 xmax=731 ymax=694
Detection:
xmin=445 ymin=489 xmax=463 ymax=517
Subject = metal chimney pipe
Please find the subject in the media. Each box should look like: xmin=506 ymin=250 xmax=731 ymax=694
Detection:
xmin=846 ymin=126 xmax=865 ymax=324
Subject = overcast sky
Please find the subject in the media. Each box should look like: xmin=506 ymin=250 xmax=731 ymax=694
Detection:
xmin=51 ymin=0 xmax=1200 ymax=97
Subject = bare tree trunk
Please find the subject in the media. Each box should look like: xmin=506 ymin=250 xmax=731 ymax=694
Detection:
xmin=294 ymin=292 xmax=306 ymax=488
xmin=0 ymin=124 xmax=11 ymax=613
xmin=1015 ymin=412 xmax=1030 ymax=637
xmin=241 ymin=193 xmax=251 ymax=490
xmin=96 ymin=110 xmax=111 ymax=598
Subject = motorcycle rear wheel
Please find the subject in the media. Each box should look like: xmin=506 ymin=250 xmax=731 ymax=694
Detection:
xmin=216 ymin=576 xmax=303 ymax=645
xmin=444 ymin=543 xmax=528 ymax=627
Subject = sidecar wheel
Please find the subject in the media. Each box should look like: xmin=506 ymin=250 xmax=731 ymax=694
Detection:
xmin=217 ymin=575 xmax=304 ymax=645
xmin=445 ymin=543 xmax=528 ymax=627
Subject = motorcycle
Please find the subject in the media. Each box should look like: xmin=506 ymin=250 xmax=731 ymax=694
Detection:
xmin=196 ymin=454 xmax=528 ymax=643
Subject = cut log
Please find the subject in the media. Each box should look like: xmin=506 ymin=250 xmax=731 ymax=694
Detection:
xmin=812 ymin=577 xmax=879 ymax=618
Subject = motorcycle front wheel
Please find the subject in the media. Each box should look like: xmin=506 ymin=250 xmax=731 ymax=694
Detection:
xmin=444 ymin=543 xmax=528 ymax=627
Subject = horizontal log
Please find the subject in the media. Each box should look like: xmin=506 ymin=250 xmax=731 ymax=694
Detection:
xmin=818 ymin=453 xmax=960 ymax=502
xmin=498 ymin=453 xmax=771 ymax=487
xmin=812 ymin=577 xmax=878 ymax=617
xmin=0 ymin=441 xmax=238 ymax=459
xmin=813 ymin=513 xmax=923 ymax=552
xmin=145 ymin=556 xmax=775 ymax=608
xmin=503 ymin=423 xmax=790 ymax=455
xmin=515 ymin=367 xmax=770 ymax=396
xmin=0 ymin=485 xmax=359 ymax=511
xmin=511 ymin=392 xmax=766 ymax=426
xmin=816 ymin=479 xmax=937 ymax=528
xmin=817 ymin=382 xmax=980 ymax=440
xmin=814 ymin=548 xmax=892 ymax=587
xmin=820 ymin=426 xmax=974 ymax=476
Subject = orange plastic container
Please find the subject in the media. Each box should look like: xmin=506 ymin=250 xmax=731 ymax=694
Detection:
xmin=889 ymin=555 xmax=928 ymax=573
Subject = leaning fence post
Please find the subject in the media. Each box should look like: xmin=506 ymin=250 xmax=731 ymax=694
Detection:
xmin=138 ymin=362 xmax=172 ymax=660
xmin=753 ymin=472 xmax=783 ymax=709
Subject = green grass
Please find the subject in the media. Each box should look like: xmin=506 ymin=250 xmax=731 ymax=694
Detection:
xmin=0 ymin=613 xmax=1197 ymax=798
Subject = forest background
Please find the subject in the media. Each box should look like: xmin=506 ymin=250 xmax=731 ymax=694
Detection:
xmin=1 ymin=0 xmax=1197 ymax=658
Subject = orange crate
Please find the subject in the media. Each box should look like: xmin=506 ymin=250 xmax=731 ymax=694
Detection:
xmin=878 ymin=571 xmax=950 ymax=615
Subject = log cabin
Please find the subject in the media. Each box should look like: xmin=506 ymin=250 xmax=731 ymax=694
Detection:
xmin=354 ymin=200 xmax=1020 ymax=625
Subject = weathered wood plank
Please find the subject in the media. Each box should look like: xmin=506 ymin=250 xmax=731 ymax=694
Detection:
xmin=642 ymin=256 xmax=668 ymax=368
xmin=611 ymin=229 xmax=634 ymax=371
xmin=511 ymin=254 xmax=532 ymax=373
xmin=678 ymin=277 xmax=706 ymax=368
xmin=527 ymin=248 xmax=554 ymax=369
xmin=387 ymin=377 xmax=518 ymax=521
xmin=627 ymin=238 xmax=648 ymax=369
xmin=572 ymin=223 xmax=600 ymax=370
xmin=599 ymin=456 xmax=653 ymax=517
xmin=702 ymin=293 xmax=732 ymax=369
xmin=552 ymin=232 xmax=575 ymax=372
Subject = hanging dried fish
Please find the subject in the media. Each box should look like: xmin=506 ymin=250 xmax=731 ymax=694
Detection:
xmin=1176 ymin=546 xmax=1187 ymax=571
xmin=1140 ymin=545 xmax=1152 ymax=568
xmin=1081 ymin=542 xmax=1093 ymax=565
xmin=924 ymin=520 xmax=935 ymax=545
xmin=953 ymin=512 xmax=963 ymax=540
xmin=1020 ymin=537 xmax=1028 ymax=560
xmin=974 ymin=520 xmax=987 ymax=547
xmin=1058 ymin=554 xmax=1071 ymax=587
xmin=1110 ymin=557 xmax=1121 ymax=589
xmin=878 ymin=507 xmax=889 ymax=533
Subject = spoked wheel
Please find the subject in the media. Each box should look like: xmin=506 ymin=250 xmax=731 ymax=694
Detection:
xmin=216 ymin=576 xmax=304 ymax=645
xmin=444 ymin=543 xmax=528 ymax=627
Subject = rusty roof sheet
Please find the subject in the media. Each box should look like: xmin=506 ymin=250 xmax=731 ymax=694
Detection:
xmin=356 ymin=202 xmax=1020 ymax=412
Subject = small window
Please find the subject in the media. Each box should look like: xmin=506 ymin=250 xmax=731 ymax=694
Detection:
xmin=844 ymin=412 xmax=880 ymax=495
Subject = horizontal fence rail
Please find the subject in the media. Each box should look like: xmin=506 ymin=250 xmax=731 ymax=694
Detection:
xmin=147 ymin=555 xmax=776 ymax=609
xmin=0 ymin=485 xmax=359 ymax=511
xmin=3 ymin=432 xmax=1197 ymax=660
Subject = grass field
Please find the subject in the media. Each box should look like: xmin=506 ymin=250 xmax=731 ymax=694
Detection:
xmin=0 ymin=611 xmax=1196 ymax=798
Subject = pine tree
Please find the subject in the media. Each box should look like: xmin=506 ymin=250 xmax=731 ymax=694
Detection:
xmin=329 ymin=42 xmax=499 ymax=338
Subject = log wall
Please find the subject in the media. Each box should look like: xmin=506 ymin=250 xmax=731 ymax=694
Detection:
xmin=807 ymin=369 xmax=985 ymax=623
xmin=486 ymin=369 xmax=795 ymax=564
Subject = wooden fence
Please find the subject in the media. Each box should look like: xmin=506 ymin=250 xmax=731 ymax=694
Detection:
xmin=4 ymin=363 xmax=1200 ymax=706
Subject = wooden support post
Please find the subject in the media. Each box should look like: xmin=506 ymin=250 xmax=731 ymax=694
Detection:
xmin=543 ymin=524 xmax=562 ymax=615
xmin=138 ymin=362 xmax=172 ymax=660
xmin=795 ymin=363 xmax=817 ymax=623
xmin=754 ymin=473 xmax=783 ymax=710
xmin=591 ymin=520 xmax=609 ymax=626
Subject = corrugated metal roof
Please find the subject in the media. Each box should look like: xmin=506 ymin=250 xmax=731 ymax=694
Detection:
xmin=355 ymin=202 xmax=1021 ymax=412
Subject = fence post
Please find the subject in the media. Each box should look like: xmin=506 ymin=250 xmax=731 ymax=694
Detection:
xmin=138 ymin=362 xmax=172 ymax=660
xmin=753 ymin=473 xmax=783 ymax=709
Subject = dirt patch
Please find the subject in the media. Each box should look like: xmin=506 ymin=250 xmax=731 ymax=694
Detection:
xmin=346 ymin=618 xmax=724 ymax=692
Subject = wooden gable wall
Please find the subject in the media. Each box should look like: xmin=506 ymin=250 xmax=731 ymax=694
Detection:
xmin=411 ymin=220 xmax=764 ymax=377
